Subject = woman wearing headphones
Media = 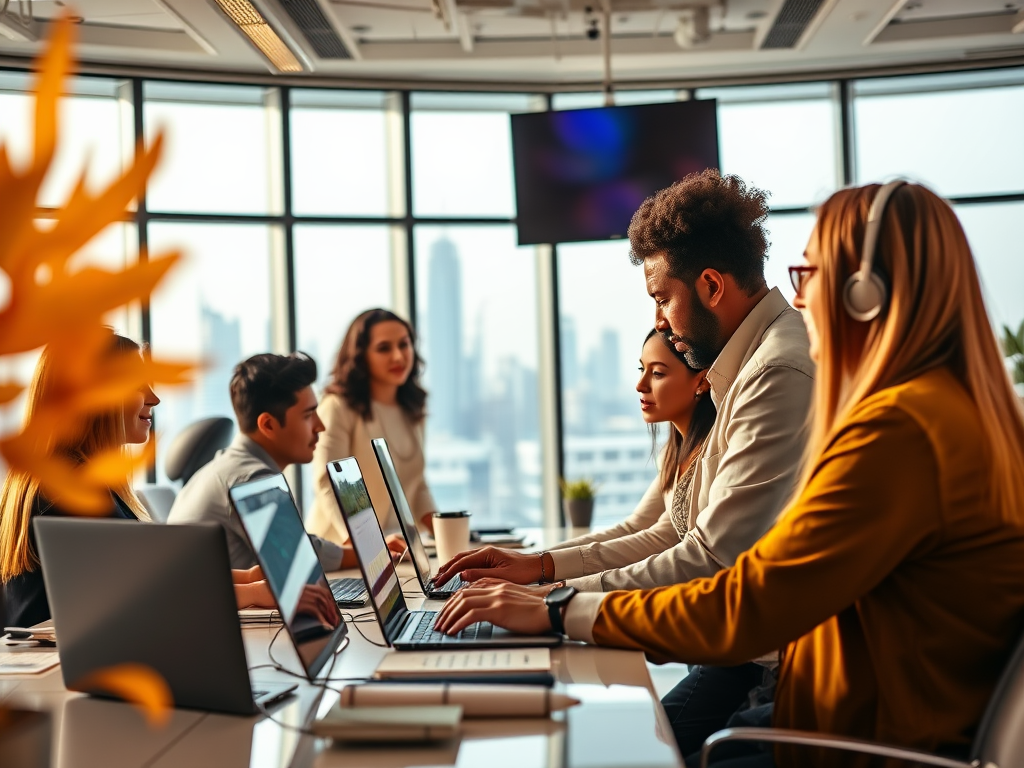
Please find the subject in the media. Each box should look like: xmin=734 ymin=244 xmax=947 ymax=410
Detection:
xmin=435 ymin=181 xmax=1024 ymax=767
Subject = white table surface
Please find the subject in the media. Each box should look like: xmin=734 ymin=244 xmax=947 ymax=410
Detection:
xmin=1 ymin=527 xmax=685 ymax=768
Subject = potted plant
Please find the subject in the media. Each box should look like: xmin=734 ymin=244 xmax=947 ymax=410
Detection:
xmin=560 ymin=478 xmax=598 ymax=529
xmin=1002 ymin=321 xmax=1024 ymax=399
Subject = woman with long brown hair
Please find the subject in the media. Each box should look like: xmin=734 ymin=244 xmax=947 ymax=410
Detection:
xmin=1 ymin=330 xmax=275 ymax=628
xmin=308 ymin=308 xmax=436 ymax=544
xmin=434 ymin=181 xmax=1024 ymax=767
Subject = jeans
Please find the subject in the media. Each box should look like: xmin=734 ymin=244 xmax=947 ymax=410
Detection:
xmin=661 ymin=663 xmax=768 ymax=757
xmin=685 ymin=702 xmax=776 ymax=768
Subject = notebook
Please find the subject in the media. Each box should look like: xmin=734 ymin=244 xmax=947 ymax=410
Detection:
xmin=371 ymin=438 xmax=466 ymax=599
xmin=373 ymin=648 xmax=552 ymax=678
xmin=34 ymin=518 xmax=296 ymax=715
xmin=229 ymin=473 xmax=350 ymax=680
xmin=326 ymin=457 xmax=561 ymax=651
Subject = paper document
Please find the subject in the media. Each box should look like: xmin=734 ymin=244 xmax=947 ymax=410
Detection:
xmin=375 ymin=648 xmax=551 ymax=678
xmin=0 ymin=651 xmax=60 ymax=675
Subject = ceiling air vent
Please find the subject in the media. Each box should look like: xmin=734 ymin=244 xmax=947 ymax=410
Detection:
xmin=279 ymin=0 xmax=352 ymax=59
xmin=761 ymin=0 xmax=826 ymax=49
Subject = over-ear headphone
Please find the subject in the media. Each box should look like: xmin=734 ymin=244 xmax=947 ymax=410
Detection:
xmin=843 ymin=179 xmax=906 ymax=322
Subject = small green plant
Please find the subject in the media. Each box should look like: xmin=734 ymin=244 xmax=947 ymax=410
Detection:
xmin=1003 ymin=320 xmax=1024 ymax=386
xmin=560 ymin=477 xmax=598 ymax=500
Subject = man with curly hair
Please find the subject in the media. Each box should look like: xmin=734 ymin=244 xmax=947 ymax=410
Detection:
xmin=435 ymin=169 xmax=814 ymax=754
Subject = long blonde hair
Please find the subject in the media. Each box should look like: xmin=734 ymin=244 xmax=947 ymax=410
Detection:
xmin=0 ymin=332 xmax=151 ymax=581
xmin=801 ymin=183 xmax=1024 ymax=522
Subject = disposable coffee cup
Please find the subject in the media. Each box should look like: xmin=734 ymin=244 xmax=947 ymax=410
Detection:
xmin=433 ymin=510 xmax=471 ymax=566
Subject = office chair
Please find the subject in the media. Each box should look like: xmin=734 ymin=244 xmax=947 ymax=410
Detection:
xmin=700 ymin=628 xmax=1024 ymax=768
xmin=164 ymin=416 xmax=234 ymax=486
xmin=137 ymin=416 xmax=235 ymax=522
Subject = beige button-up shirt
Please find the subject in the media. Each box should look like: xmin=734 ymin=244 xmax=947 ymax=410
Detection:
xmin=551 ymin=287 xmax=814 ymax=593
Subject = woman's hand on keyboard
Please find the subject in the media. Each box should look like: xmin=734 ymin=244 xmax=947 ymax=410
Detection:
xmin=433 ymin=582 xmax=551 ymax=636
xmin=434 ymin=547 xmax=542 ymax=586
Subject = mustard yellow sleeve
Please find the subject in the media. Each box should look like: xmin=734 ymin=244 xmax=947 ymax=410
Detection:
xmin=591 ymin=404 xmax=943 ymax=665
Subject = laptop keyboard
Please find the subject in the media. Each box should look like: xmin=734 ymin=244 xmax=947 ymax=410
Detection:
xmin=427 ymin=573 xmax=465 ymax=595
xmin=410 ymin=610 xmax=493 ymax=643
xmin=329 ymin=577 xmax=367 ymax=604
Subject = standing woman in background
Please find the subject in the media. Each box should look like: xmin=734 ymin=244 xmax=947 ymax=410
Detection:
xmin=308 ymin=309 xmax=436 ymax=545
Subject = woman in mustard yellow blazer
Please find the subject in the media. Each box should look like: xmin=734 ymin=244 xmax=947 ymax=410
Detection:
xmin=434 ymin=181 xmax=1024 ymax=767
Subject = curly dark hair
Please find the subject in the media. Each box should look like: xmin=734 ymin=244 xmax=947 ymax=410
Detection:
xmin=627 ymin=169 xmax=771 ymax=295
xmin=325 ymin=309 xmax=427 ymax=423
xmin=231 ymin=352 xmax=318 ymax=433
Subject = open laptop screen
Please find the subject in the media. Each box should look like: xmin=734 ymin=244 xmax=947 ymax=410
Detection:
xmin=229 ymin=473 xmax=346 ymax=680
xmin=371 ymin=438 xmax=433 ymax=583
xmin=327 ymin=458 xmax=405 ymax=637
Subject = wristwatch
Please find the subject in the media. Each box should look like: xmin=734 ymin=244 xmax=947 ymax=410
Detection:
xmin=545 ymin=585 xmax=578 ymax=635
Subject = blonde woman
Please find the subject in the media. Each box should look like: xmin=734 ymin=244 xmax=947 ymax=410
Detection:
xmin=434 ymin=181 xmax=1024 ymax=767
xmin=0 ymin=331 xmax=275 ymax=628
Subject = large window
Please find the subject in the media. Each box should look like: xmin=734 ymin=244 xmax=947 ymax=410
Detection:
xmin=144 ymin=82 xmax=282 ymax=216
xmin=410 ymin=92 xmax=537 ymax=218
xmin=853 ymin=70 xmax=1024 ymax=198
xmin=0 ymin=72 xmax=130 ymax=209
xmin=293 ymin=223 xmax=396 ymax=510
xmin=289 ymin=89 xmax=400 ymax=217
xmin=147 ymin=222 xmax=276 ymax=483
xmin=414 ymin=225 xmax=542 ymax=526
xmin=2 ymin=63 xmax=1022 ymax=523
xmin=557 ymin=240 xmax=658 ymax=527
xmin=697 ymin=82 xmax=841 ymax=209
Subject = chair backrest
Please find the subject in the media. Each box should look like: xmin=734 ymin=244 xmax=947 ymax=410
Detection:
xmin=972 ymin=623 xmax=1024 ymax=766
xmin=136 ymin=484 xmax=177 ymax=523
xmin=164 ymin=416 xmax=234 ymax=485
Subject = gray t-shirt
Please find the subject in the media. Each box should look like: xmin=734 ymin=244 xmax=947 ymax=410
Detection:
xmin=167 ymin=433 xmax=343 ymax=571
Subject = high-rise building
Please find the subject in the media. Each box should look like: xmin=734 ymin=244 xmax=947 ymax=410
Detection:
xmin=425 ymin=237 xmax=462 ymax=437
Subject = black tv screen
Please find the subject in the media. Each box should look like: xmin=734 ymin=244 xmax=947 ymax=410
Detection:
xmin=510 ymin=99 xmax=719 ymax=245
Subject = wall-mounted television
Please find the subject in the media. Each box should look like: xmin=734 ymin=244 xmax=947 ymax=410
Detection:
xmin=510 ymin=100 xmax=719 ymax=245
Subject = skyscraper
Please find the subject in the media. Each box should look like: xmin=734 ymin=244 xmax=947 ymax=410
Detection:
xmin=425 ymin=237 xmax=462 ymax=437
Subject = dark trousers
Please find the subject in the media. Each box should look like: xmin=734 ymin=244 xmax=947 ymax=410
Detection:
xmin=661 ymin=663 xmax=767 ymax=757
xmin=684 ymin=702 xmax=776 ymax=768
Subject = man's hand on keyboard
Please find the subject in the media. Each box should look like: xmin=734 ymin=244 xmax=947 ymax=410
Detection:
xmin=433 ymin=582 xmax=551 ymax=636
xmin=385 ymin=534 xmax=408 ymax=563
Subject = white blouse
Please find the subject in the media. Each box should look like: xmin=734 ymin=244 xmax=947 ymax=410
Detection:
xmin=307 ymin=393 xmax=436 ymax=545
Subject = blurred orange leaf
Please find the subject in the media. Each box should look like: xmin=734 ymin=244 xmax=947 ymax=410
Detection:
xmin=0 ymin=383 xmax=23 ymax=405
xmin=74 ymin=663 xmax=174 ymax=727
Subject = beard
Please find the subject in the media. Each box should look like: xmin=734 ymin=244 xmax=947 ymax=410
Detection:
xmin=675 ymin=291 xmax=723 ymax=369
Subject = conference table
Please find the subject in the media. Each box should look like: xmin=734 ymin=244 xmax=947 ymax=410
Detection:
xmin=0 ymin=528 xmax=686 ymax=768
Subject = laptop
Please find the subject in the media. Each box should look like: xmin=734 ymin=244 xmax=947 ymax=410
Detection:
xmin=326 ymin=456 xmax=561 ymax=650
xmin=34 ymin=518 xmax=297 ymax=715
xmin=371 ymin=438 xmax=466 ymax=599
xmin=228 ymin=473 xmax=350 ymax=680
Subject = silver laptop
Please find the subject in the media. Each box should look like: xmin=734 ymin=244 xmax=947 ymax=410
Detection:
xmin=35 ymin=518 xmax=296 ymax=715
xmin=371 ymin=438 xmax=465 ymax=599
xmin=229 ymin=473 xmax=350 ymax=680
xmin=326 ymin=457 xmax=560 ymax=650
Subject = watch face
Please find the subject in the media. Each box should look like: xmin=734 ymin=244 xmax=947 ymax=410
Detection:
xmin=546 ymin=585 xmax=577 ymax=606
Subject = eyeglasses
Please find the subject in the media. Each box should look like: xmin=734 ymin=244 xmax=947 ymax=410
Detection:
xmin=788 ymin=265 xmax=818 ymax=296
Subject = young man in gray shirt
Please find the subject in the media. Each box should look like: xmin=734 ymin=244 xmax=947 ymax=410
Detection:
xmin=168 ymin=352 xmax=403 ymax=571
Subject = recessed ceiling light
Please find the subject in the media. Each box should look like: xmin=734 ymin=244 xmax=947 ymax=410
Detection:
xmin=210 ymin=0 xmax=305 ymax=73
